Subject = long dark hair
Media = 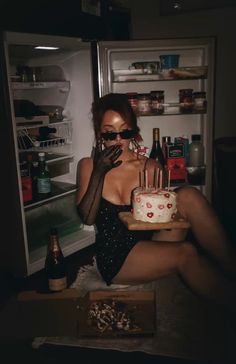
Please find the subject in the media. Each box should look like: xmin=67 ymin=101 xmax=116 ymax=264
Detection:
xmin=91 ymin=93 xmax=140 ymax=141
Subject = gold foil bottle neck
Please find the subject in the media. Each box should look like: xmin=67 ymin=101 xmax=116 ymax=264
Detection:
xmin=153 ymin=128 xmax=160 ymax=141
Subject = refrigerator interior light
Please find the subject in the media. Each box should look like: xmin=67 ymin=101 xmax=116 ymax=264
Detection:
xmin=34 ymin=46 xmax=59 ymax=50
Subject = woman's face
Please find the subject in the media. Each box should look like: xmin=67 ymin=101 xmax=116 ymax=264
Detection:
xmin=100 ymin=110 xmax=133 ymax=151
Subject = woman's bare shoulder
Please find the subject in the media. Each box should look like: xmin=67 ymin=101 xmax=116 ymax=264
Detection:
xmin=78 ymin=157 xmax=93 ymax=168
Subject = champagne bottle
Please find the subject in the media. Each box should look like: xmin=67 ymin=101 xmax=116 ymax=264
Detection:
xmin=45 ymin=228 xmax=67 ymax=292
xmin=149 ymin=128 xmax=166 ymax=168
xmin=37 ymin=152 xmax=51 ymax=197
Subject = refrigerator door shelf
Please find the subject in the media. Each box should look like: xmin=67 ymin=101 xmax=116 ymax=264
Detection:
xmin=113 ymin=73 xmax=161 ymax=82
xmin=12 ymin=81 xmax=70 ymax=92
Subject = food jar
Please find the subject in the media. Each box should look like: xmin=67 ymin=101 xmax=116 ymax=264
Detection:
xmin=193 ymin=91 xmax=207 ymax=112
xmin=126 ymin=92 xmax=138 ymax=113
xmin=137 ymin=94 xmax=151 ymax=115
xmin=150 ymin=90 xmax=165 ymax=114
xmin=179 ymin=89 xmax=193 ymax=113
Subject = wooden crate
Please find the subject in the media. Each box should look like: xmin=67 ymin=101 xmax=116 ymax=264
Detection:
xmin=77 ymin=290 xmax=156 ymax=337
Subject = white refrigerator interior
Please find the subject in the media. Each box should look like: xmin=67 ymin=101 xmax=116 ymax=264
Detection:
xmin=4 ymin=32 xmax=96 ymax=275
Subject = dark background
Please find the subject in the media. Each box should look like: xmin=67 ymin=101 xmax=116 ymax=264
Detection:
xmin=0 ymin=0 xmax=131 ymax=40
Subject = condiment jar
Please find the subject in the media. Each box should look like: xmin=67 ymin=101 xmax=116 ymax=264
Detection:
xmin=179 ymin=89 xmax=193 ymax=113
xmin=126 ymin=92 xmax=138 ymax=113
xmin=150 ymin=90 xmax=164 ymax=114
xmin=137 ymin=94 xmax=151 ymax=115
xmin=193 ymin=91 xmax=207 ymax=112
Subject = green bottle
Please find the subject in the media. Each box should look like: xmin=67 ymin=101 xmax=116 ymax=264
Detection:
xmin=37 ymin=152 xmax=51 ymax=196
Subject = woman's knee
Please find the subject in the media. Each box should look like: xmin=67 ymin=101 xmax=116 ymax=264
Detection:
xmin=178 ymin=242 xmax=199 ymax=272
xmin=176 ymin=186 xmax=207 ymax=216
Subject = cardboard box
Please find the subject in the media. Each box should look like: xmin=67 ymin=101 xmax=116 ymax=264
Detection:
xmin=77 ymin=290 xmax=156 ymax=337
xmin=14 ymin=289 xmax=156 ymax=338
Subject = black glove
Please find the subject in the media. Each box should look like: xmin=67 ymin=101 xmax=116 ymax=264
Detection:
xmin=93 ymin=144 xmax=122 ymax=175
xmin=77 ymin=145 xmax=122 ymax=225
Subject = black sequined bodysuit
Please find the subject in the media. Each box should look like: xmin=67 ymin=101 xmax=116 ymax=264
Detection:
xmin=95 ymin=197 xmax=153 ymax=285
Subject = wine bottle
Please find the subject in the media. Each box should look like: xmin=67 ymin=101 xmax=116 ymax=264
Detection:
xmin=45 ymin=228 xmax=67 ymax=292
xmin=37 ymin=152 xmax=51 ymax=197
xmin=149 ymin=128 xmax=166 ymax=168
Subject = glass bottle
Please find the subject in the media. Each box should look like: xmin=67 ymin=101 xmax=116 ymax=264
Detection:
xmin=126 ymin=92 xmax=138 ymax=113
xmin=137 ymin=94 xmax=151 ymax=115
xmin=20 ymin=155 xmax=32 ymax=203
xmin=193 ymin=91 xmax=207 ymax=112
xmin=45 ymin=228 xmax=67 ymax=292
xmin=149 ymin=128 xmax=166 ymax=168
xmin=189 ymin=134 xmax=204 ymax=167
xmin=27 ymin=153 xmax=38 ymax=200
xmin=37 ymin=152 xmax=51 ymax=196
xmin=150 ymin=90 xmax=165 ymax=114
xmin=161 ymin=136 xmax=172 ymax=160
xmin=179 ymin=89 xmax=193 ymax=113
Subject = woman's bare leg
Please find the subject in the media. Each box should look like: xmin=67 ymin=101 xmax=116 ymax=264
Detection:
xmin=113 ymin=240 xmax=236 ymax=310
xmin=175 ymin=186 xmax=236 ymax=276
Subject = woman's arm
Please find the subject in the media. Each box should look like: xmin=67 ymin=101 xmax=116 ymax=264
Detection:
xmin=76 ymin=145 xmax=122 ymax=225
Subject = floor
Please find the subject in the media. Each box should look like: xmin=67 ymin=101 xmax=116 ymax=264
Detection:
xmin=1 ymin=230 xmax=235 ymax=364
xmin=0 ymin=340 xmax=212 ymax=364
xmin=0 ymin=244 xmax=208 ymax=364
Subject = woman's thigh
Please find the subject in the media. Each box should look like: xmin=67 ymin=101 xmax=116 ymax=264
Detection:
xmin=112 ymin=240 xmax=190 ymax=284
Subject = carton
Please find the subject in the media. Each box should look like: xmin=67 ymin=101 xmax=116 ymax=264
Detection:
xmin=15 ymin=288 xmax=156 ymax=338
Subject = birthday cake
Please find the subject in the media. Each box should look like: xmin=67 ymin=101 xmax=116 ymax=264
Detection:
xmin=132 ymin=187 xmax=177 ymax=223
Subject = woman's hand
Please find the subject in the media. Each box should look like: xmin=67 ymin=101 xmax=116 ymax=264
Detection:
xmin=93 ymin=144 xmax=122 ymax=174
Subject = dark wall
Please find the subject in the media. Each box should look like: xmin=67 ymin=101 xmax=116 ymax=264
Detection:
xmin=0 ymin=0 xmax=131 ymax=40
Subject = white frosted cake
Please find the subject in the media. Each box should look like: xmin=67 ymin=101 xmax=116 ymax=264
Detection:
xmin=132 ymin=187 xmax=177 ymax=223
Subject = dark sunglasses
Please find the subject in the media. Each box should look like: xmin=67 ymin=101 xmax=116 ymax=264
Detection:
xmin=101 ymin=129 xmax=136 ymax=141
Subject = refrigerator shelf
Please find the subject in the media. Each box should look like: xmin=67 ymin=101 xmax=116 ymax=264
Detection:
xmin=16 ymin=118 xmax=72 ymax=130
xmin=19 ymin=150 xmax=74 ymax=164
xmin=112 ymin=66 xmax=207 ymax=82
xmin=136 ymin=109 xmax=207 ymax=117
xmin=11 ymin=81 xmax=70 ymax=92
xmin=113 ymin=75 xmax=207 ymax=83
xmin=24 ymin=181 xmax=77 ymax=210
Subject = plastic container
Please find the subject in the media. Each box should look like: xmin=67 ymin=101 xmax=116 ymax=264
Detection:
xmin=159 ymin=55 xmax=180 ymax=69
xmin=189 ymin=134 xmax=204 ymax=167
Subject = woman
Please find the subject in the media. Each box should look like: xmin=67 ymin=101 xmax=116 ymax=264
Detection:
xmin=77 ymin=93 xmax=236 ymax=310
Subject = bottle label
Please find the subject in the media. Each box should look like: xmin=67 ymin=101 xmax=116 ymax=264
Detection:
xmin=37 ymin=178 xmax=51 ymax=193
xmin=49 ymin=277 xmax=67 ymax=291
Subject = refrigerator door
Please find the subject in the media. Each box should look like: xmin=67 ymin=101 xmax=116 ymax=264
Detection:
xmin=97 ymin=38 xmax=215 ymax=201
xmin=0 ymin=31 xmax=96 ymax=276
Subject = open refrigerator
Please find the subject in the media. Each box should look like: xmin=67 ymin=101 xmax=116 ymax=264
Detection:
xmin=0 ymin=32 xmax=215 ymax=276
